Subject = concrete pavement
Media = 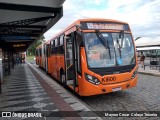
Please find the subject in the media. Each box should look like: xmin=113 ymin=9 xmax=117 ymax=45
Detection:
xmin=138 ymin=65 xmax=160 ymax=77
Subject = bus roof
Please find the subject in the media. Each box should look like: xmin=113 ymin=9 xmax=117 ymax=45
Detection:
xmin=77 ymin=18 xmax=128 ymax=24
xmin=47 ymin=18 xmax=129 ymax=41
xmin=36 ymin=39 xmax=51 ymax=50
xmin=43 ymin=39 xmax=51 ymax=45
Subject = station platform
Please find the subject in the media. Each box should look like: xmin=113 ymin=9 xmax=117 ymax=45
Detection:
xmin=138 ymin=65 xmax=160 ymax=77
xmin=0 ymin=62 xmax=159 ymax=120
xmin=0 ymin=63 xmax=101 ymax=120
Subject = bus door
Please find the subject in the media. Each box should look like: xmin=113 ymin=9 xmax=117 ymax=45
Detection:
xmin=65 ymin=33 xmax=77 ymax=90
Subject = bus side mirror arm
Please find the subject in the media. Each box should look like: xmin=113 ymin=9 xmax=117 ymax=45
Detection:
xmin=76 ymin=31 xmax=82 ymax=36
xmin=76 ymin=25 xmax=82 ymax=30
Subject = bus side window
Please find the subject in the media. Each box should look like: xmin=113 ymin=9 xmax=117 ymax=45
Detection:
xmin=47 ymin=44 xmax=49 ymax=57
xmin=44 ymin=45 xmax=46 ymax=56
xmin=57 ymin=37 xmax=60 ymax=54
xmin=50 ymin=41 xmax=53 ymax=55
xmin=53 ymin=39 xmax=58 ymax=54
xmin=40 ymin=48 xmax=42 ymax=56
xmin=48 ymin=43 xmax=51 ymax=57
xmin=59 ymin=35 xmax=64 ymax=54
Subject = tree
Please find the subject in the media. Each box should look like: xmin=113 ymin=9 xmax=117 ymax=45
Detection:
xmin=27 ymin=35 xmax=45 ymax=56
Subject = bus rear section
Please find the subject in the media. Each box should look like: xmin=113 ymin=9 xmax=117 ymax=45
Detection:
xmin=35 ymin=46 xmax=41 ymax=66
xmin=35 ymin=49 xmax=38 ymax=65
xmin=62 ymin=19 xmax=138 ymax=96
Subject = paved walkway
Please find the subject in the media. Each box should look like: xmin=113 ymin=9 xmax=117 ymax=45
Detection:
xmin=0 ymin=62 xmax=159 ymax=119
xmin=138 ymin=65 xmax=160 ymax=77
xmin=0 ymin=64 xmax=63 ymax=120
xmin=0 ymin=63 xmax=101 ymax=120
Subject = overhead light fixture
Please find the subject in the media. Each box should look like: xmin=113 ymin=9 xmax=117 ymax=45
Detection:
xmin=13 ymin=44 xmax=26 ymax=47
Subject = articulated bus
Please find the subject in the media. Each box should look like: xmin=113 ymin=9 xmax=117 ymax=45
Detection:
xmin=36 ymin=18 xmax=138 ymax=96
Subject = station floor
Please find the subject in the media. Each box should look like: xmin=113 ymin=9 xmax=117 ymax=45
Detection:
xmin=1 ymin=62 xmax=159 ymax=120
xmin=0 ymin=63 xmax=100 ymax=120
xmin=138 ymin=65 xmax=160 ymax=77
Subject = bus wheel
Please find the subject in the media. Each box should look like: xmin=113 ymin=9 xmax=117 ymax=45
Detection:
xmin=61 ymin=73 xmax=66 ymax=87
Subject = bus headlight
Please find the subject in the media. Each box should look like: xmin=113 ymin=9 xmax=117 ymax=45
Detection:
xmin=85 ymin=73 xmax=101 ymax=85
xmin=131 ymin=68 xmax=138 ymax=79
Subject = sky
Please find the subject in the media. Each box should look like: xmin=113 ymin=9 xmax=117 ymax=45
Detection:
xmin=44 ymin=0 xmax=160 ymax=44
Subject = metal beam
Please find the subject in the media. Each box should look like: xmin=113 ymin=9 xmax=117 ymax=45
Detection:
xmin=0 ymin=36 xmax=35 ymax=40
xmin=0 ymin=1 xmax=64 ymax=53
xmin=0 ymin=25 xmax=46 ymax=29
xmin=45 ymin=7 xmax=63 ymax=32
xmin=0 ymin=29 xmax=42 ymax=34
xmin=0 ymin=3 xmax=62 ymax=13
xmin=136 ymin=45 xmax=160 ymax=48
xmin=4 ymin=39 xmax=35 ymax=42
xmin=1 ymin=16 xmax=56 ymax=26
xmin=0 ymin=34 xmax=39 ymax=37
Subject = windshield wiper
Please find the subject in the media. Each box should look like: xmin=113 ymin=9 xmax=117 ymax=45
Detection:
xmin=116 ymin=31 xmax=124 ymax=59
xmin=95 ymin=30 xmax=111 ymax=59
xmin=116 ymin=38 xmax=122 ymax=58
xmin=119 ymin=30 xmax=124 ymax=48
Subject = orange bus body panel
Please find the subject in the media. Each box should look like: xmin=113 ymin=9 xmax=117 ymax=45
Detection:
xmin=77 ymin=48 xmax=138 ymax=96
xmin=50 ymin=55 xmax=65 ymax=80
xmin=36 ymin=18 xmax=138 ymax=96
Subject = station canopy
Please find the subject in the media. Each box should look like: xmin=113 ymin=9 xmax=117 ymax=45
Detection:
xmin=135 ymin=36 xmax=160 ymax=48
xmin=0 ymin=0 xmax=64 ymax=52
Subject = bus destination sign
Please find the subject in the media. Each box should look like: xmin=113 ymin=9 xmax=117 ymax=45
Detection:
xmin=81 ymin=22 xmax=129 ymax=31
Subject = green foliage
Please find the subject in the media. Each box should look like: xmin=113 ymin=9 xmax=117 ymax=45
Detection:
xmin=26 ymin=55 xmax=35 ymax=62
xmin=27 ymin=35 xmax=45 ymax=55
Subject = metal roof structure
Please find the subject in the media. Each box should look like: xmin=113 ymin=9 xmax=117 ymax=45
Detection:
xmin=135 ymin=36 xmax=160 ymax=48
xmin=0 ymin=0 xmax=65 ymax=52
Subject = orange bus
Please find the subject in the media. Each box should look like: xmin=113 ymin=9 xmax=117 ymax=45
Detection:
xmin=36 ymin=18 xmax=138 ymax=96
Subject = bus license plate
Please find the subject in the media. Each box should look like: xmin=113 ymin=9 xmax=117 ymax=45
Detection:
xmin=112 ymin=87 xmax=121 ymax=92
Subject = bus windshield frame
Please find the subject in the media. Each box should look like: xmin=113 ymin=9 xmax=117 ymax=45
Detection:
xmin=84 ymin=32 xmax=136 ymax=68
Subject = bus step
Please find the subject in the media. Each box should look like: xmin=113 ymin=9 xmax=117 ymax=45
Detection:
xmin=67 ymin=80 xmax=73 ymax=85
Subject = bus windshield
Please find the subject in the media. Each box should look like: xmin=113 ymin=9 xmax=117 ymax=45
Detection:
xmin=84 ymin=32 xmax=135 ymax=68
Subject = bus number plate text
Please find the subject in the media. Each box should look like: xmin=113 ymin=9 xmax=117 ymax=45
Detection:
xmin=112 ymin=87 xmax=121 ymax=92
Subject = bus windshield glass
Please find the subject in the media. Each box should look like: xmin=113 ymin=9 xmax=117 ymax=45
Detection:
xmin=84 ymin=32 xmax=135 ymax=68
